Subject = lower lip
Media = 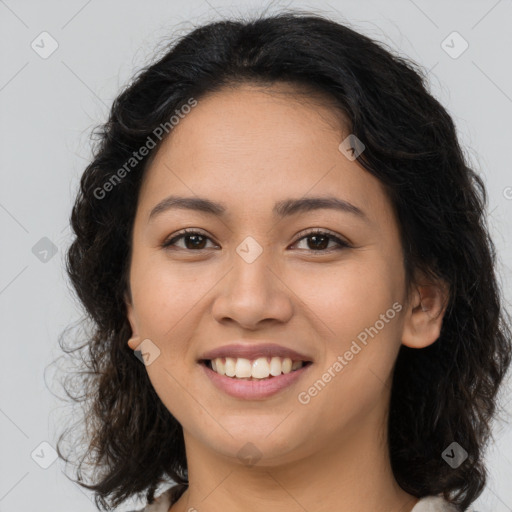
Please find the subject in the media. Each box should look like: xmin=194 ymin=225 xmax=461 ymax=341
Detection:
xmin=200 ymin=362 xmax=313 ymax=400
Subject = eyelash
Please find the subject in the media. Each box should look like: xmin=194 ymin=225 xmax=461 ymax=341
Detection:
xmin=161 ymin=228 xmax=351 ymax=253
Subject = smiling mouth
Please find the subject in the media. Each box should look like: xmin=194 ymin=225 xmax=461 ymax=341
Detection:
xmin=199 ymin=357 xmax=313 ymax=380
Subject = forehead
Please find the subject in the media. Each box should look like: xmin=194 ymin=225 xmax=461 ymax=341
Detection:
xmin=137 ymin=83 xmax=393 ymax=227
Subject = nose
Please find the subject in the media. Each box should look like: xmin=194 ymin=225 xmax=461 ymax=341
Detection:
xmin=211 ymin=247 xmax=294 ymax=330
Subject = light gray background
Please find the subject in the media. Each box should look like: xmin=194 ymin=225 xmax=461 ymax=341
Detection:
xmin=1 ymin=0 xmax=511 ymax=511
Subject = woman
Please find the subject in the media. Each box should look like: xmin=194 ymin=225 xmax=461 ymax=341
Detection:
xmin=57 ymin=10 xmax=511 ymax=512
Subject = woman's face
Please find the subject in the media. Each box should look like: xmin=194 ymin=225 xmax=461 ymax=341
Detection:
xmin=126 ymin=83 xmax=423 ymax=466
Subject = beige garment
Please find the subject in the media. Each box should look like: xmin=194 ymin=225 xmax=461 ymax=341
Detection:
xmin=129 ymin=485 xmax=174 ymax=512
xmin=411 ymin=495 xmax=460 ymax=511
xmin=133 ymin=488 xmax=462 ymax=511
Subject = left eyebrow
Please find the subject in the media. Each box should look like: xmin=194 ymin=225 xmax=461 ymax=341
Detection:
xmin=273 ymin=196 xmax=368 ymax=222
xmin=148 ymin=195 xmax=369 ymax=223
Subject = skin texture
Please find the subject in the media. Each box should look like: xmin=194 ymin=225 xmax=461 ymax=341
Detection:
xmin=126 ymin=83 xmax=449 ymax=512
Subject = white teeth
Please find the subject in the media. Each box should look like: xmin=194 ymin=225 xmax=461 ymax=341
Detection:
xmin=281 ymin=357 xmax=292 ymax=373
xmin=252 ymin=357 xmax=270 ymax=379
xmin=215 ymin=358 xmax=225 ymax=375
xmin=224 ymin=357 xmax=236 ymax=377
xmin=269 ymin=356 xmax=282 ymax=376
xmin=209 ymin=356 xmax=305 ymax=379
xmin=235 ymin=358 xmax=252 ymax=378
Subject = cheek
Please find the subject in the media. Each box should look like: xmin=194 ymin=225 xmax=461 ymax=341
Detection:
xmin=286 ymin=257 xmax=401 ymax=342
xmin=288 ymin=259 xmax=403 ymax=396
xmin=297 ymin=318 xmax=401 ymax=433
xmin=130 ymin=253 xmax=212 ymax=333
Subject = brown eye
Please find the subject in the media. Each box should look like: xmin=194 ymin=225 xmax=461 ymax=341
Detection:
xmin=293 ymin=229 xmax=351 ymax=252
xmin=161 ymin=229 xmax=216 ymax=250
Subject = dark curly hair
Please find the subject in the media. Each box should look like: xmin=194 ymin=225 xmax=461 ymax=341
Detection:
xmin=54 ymin=9 xmax=512 ymax=511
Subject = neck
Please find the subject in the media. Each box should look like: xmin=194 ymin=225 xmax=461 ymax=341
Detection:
xmin=170 ymin=411 xmax=419 ymax=512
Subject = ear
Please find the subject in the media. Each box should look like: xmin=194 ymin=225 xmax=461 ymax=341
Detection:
xmin=125 ymin=290 xmax=141 ymax=351
xmin=401 ymin=271 xmax=450 ymax=349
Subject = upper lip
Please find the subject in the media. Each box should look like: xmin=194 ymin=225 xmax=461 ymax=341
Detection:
xmin=199 ymin=343 xmax=313 ymax=362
